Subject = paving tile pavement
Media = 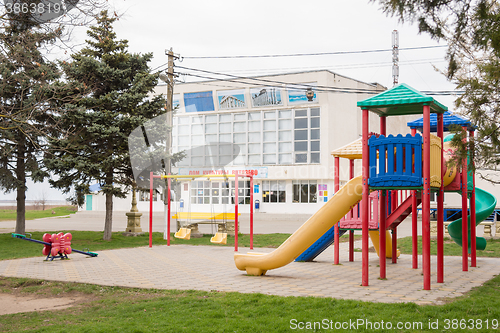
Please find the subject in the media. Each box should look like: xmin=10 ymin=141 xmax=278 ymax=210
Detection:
xmin=2 ymin=241 xmax=500 ymax=305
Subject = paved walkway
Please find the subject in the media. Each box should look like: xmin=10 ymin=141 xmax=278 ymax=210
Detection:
xmin=1 ymin=211 xmax=499 ymax=304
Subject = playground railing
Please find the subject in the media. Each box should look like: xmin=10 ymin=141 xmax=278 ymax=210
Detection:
xmin=340 ymin=191 xmax=378 ymax=229
xmin=368 ymin=134 xmax=423 ymax=188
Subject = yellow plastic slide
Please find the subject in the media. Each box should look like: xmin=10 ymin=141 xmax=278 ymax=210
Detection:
xmin=368 ymin=230 xmax=400 ymax=258
xmin=234 ymin=175 xmax=363 ymax=276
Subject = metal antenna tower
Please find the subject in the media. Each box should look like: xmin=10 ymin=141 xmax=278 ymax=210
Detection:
xmin=392 ymin=30 xmax=399 ymax=86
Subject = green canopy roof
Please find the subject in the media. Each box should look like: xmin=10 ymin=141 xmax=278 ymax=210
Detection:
xmin=357 ymin=83 xmax=447 ymax=116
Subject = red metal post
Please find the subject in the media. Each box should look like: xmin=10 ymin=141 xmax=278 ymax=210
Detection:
xmin=167 ymin=175 xmax=171 ymax=246
xmin=379 ymin=190 xmax=386 ymax=278
xmin=250 ymin=175 xmax=254 ymax=250
xmin=349 ymin=159 xmax=355 ymax=262
xmin=234 ymin=172 xmax=239 ymax=252
xmin=422 ymin=104 xmax=431 ymax=290
xmin=470 ymin=130 xmax=476 ymax=267
xmin=391 ymin=190 xmax=398 ymax=264
xmin=411 ymin=128 xmax=418 ymax=269
xmin=379 ymin=116 xmax=387 ymax=277
xmin=362 ymin=109 xmax=370 ymax=286
xmin=334 ymin=157 xmax=340 ymax=264
xmin=437 ymin=114 xmax=444 ymax=282
xmin=461 ymin=127 xmax=468 ymax=271
xmin=149 ymin=171 xmax=154 ymax=248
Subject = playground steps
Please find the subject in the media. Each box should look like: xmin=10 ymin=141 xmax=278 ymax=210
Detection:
xmin=386 ymin=192 xmax=421 ymax=230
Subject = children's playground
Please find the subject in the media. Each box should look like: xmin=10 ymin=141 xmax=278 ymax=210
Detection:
xmin=2 ymin=84 xmax=500 ymax=304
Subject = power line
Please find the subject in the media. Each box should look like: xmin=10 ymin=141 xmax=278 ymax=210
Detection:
xmin=181 ymin=45 xmax=448 ymax=59
xmin=176 ymin=65 xmax=381 ymax=94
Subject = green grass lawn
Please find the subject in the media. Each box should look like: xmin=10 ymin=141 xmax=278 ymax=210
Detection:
xmin=1 ymin=274 xmax=500 ymax=332
xmin=397 ymin=236 xmax=500 ymax=257
xmin=0 ymin=206 xmax=77 ymax=222
xmin=2 ymin=231 xmax=361 ymax=261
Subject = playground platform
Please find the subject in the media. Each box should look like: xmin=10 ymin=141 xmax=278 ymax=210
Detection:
xmin=1 ymin=211 xmax=500 ymax=305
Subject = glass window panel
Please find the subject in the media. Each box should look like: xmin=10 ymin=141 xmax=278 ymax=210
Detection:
xmin=311 ymin=153 xmax=320 ymax=163
xmin=177 ymin=155 xmax=188 ymax=166
xmin=233 ymin=133 xmax=246 ymax=143
xmin=205 ymin=115 xmax=217 ymax=123
xmin=300 ymin=184 xmax=308 ymax=203
xmin=294 ymin=130 xmax=307 ymax=140
xmin=263 ymin=131 xmax=276 ymax=142
xmin=279 ymin=110 xmax=292 ymax=118
xmin=219 ymin=155 xmax=232 ymax=165
xmin=248 ymin=154 xmax=261 ymax=164
xmin=191 ymin=197 xmax=197 ymax=204
xmin=311 ymin=117 xmax=320 ymax=128
xmin=279 ymin=153 xmax=292 ymax=164
xmin=295 ymin=110 xmax=307 ymax=117
xmin=310 ymin=129 xmax=320 ymax=140
xmin=248 ymin=143 xmax=260 ymax=154
xmin=278 ymin=180 xmax=286 ymax=190
xmin=295 ymin=141 xmax=307 ymax=151
xmin=249 ymin=132 xmax=261 ymax=142
xmin=205 ymin=123 xmax=217 ymax=133
xmin=294 ymin=118 xmax=307 ymax=129
xmin=192 ymin=117 xmax=202 ymax=124
xmin=222 ymin=197 xmax=229 ymax=204
xmin=248 ymin=112 xmax=261 ymax=120
xmin=263 ymin=143 xmax=276 ymax=153
xmin=233 ymin=122 xmax=246 ymax=132
xmin=192 ymin=147 xmax=203 ymax=156
xmin=205 ymin=156 xmax=214 ymax=166
xmin=248 ymin=121 xmax=260 ymax=131
xmin=191 ymin=156 xmax=204 ymax=166
xmin=264 ymin=111 xmax=276 ymax=119
xmin=279 ymin=130 xmax=292 ymax=141
xmin=192 ymin=125 xmax=204 ymax=134
xmin=234 ymin=113 xmax=246 ymax=121
xmin=212 ymin=197 xmax=219 ymax=204
xmin=191 ymin=135 xmax=203 ymax=144
xmin=311 ymin=108 xmax=320 ymax=117
xmin=204 ymin=181 xmax=210 ymax=187
xmin=270 ymin=181 xmax=278 ymax=190
xmin=310 ymin=183 xmax=317 ymax=203
xmin=205 ymin=134 xmax=217 ymax=143
xmin=219 ymin=144 xmax=233 ymax=155
xmin=219 ymin=133 xmax=231 ymax=142
xmin=178 ymin=117 xmax=189 ymax=124
xmin=279 ymin=119 xmax=292 ymax=130
xmin=279 ymin=142 xmax=292 ymax=152
xmin=219 ymin=114 xmax=231 ymax=122
xmin=263 ymin=154 xmax=276 ymax=164
xmin=295 ymin=153 xmax=307 ymax=163
xmin=191 ymin=189 xmax=197 ymax=196
xmin=233 ymin=155 xmax=245 ymax=165
xmin=263 ymin=120 xmax=276 ymax=131
xmin=204 ymin=197 xmax=210 ymax=204
xmin=293 ymin=184 xmax=300 ymax=202
xmin=196 ymin=181 xmax=204 ymax=188
xmin=219 ymin=122 xmax=231 ymax=133
xmin=236 ymin=144 xmax=245 ymax=154
xmin=222 ymin=189 xmax=229 ymax=196
xmin=178 ymin=125 xmax=189 ymax=133
xmin=311 ymin=141 xmax=320 ymax=151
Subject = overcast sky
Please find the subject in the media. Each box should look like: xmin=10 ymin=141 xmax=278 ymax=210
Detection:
xmin=1 ymin=0 xmax=459 ymax=201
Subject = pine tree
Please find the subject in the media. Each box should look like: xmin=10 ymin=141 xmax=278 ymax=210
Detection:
xmin=375 ymin=0 xmax=500 ymax=181
xmin=0 ymin=9 xmax=66 ymax=234
xmin=45 ymin=11 xmax=167 ymax=240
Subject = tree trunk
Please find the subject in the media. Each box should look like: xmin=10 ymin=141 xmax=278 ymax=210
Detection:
xmin=14 ymin=138 xmax=26 ymax=235
xmin=103 ymin=172 xmax=114 ymax=241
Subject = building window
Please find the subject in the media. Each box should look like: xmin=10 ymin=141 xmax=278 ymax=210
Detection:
xmin=172 ymin=108 xmax=320 ymax=167
xmin=189 ymin=180 xmax=249 ymax=205
xmin=262 ymin=180 xmax=286 ymax=203
xmin=231 ymin=180 xmax=251 ymax=204
xmin=292 ymin=180 xmax=317 ymax=203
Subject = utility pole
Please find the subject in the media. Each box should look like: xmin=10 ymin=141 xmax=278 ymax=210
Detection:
xmin=392 ymin=30 xmax=399 ymax=86
xmin=165 ymin=48 xmax=175 ymax=176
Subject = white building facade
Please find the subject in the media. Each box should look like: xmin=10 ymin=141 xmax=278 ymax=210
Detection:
xmin=85 ymin=70 xmax=421 ymax=214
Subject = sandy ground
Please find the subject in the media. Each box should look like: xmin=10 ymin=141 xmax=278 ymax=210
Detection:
xmin=0 ymin=293 xmax=84 ymax=315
